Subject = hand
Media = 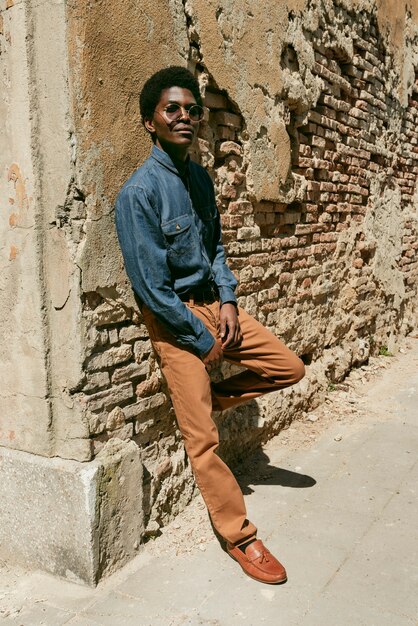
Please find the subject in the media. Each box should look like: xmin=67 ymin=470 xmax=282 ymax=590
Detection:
xmin=220 ymin=303 xmax=242 ymax=349
xmin=202 ymin=340 xmax=223 ymax=372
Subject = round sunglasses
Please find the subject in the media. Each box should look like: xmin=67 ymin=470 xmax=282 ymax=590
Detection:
xmin=156 ymin=102 xmax=205 ymax=123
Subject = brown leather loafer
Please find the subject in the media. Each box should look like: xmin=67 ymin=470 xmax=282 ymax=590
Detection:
xmin=227 ymin=539 xmax=287 ymax=584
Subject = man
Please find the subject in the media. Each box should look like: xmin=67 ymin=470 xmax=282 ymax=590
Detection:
xmin=115 ymin=66 xmax=305 ymax=584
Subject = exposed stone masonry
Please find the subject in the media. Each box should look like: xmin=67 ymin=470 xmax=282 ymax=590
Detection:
xmin=72 ymin=5 xmax=418 ymax=536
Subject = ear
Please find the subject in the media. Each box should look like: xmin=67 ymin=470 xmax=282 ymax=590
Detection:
xmin=144 ymin=117 xmax=155 ymax=134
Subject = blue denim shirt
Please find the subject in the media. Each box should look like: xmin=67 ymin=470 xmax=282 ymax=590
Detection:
xmin=115 ymin=145 xmax=238 ymax=357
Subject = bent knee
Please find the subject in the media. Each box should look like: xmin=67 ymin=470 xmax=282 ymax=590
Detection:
xmin=289 ymin=356 xmax=305 ymax=384
xmin=270 ymin=353 xmax=305 ymax=387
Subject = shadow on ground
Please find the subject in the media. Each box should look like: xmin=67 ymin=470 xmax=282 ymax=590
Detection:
xmin=237 ymin=449 xmax=316 ymax=495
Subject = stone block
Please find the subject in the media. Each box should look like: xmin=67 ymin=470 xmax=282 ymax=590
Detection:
xmin=93 ymin=301 xmax=132 ymax=327
xmin=216 ymin=141 xmax=242 ymax=157
xmin=106 ymin=406 xmax=126 ymax=430
xmin=0 ymin=441 xmax=143 ymax=585
xmin=119 ymin=324 xmax=148 ymax=343
xmin=133 ymin=339 xmax=152 ymax=361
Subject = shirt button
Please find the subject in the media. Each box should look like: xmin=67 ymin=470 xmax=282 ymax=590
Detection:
xmin=176 ymin=224 xmax=180 ymax=230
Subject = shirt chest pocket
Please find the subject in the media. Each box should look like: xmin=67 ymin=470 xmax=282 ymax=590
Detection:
xmin=199 ymin=207 xmax=218 ymax=253
xmin=161 ymin=214 xmax=194 ymax=255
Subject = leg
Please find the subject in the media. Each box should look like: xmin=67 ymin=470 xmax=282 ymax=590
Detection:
xmin=190 ymin=304 xmax=305 ymax=412
xmin=168 ymin=301 xmax=300 ymax=583
xmin=141 ymin=305 xmax=257 ymax=545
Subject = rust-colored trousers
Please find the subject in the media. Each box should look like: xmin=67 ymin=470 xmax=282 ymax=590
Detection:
xmin=142 ymin=301 xmax=305 ymax=545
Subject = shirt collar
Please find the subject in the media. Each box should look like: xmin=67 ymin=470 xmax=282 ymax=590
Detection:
xmin=150 ymin=145 xmax=190 ymax=177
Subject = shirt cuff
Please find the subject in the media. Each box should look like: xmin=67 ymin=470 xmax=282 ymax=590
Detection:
xmin=194 ymin=328 xmax=216 ymax=357
xmin=218 ymin=285 xmax=237 ymax=306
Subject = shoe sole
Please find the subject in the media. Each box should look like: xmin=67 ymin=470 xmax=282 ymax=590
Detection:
xmin=227 ymin=551 xmax=288 ymax=585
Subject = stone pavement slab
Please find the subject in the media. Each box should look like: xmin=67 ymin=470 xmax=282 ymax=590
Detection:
xmin=0 ymin=339 xmax=417 ymax=625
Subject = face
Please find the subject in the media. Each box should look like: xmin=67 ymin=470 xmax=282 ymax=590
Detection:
xmin=145 ymin=86 xmax=200 ymax=154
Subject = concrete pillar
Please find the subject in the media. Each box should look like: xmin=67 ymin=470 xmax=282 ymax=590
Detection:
xmin=0 ymin=439 xmax=143 ymax=585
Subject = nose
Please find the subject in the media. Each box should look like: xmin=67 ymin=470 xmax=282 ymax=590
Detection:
xmin=178 ymin=107 xmax=191 ymax=121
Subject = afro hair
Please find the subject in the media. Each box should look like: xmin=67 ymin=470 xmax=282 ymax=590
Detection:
xmin=139 ymin=66 xmax=203 ymax=124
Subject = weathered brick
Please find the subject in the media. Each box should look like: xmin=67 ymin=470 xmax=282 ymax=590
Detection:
xmin=85 ymin=327 xmax=108 ymax=351
xmin=136 ymin=373 xmax=161 ymax=398
xmin=88 ymin=413 xmax=106 ymax=435
xmin=228 ymin=200 xmax=253 ymax=214
xmin=237 ymin=226 xmax=260 ymax=240
xmin=112 ymin=361 xmax=149 ymax=384
xmin=298 ymin=156 xmax=314 ymax=168
xmin=306 ymin=181 xmax=320 ymax=191
xmin=217 ymin=126 xmax=236 ymax=140
xmin=221 ymin=182 xmax=237 ymax=199
xmin=80 ymin=19 xmax=418 ymax=539
xmin=109 ymin=423 xmax=134 ymax=441
xmin=108 ymin=329 xmax=119 ymax=345
xmin=226 ymin=170 xmax=245 ymax=186
xmin=214 ymin=111 xmax=242 ymax=128
xmin=84 ymin=371 xmax=111 ymax=393
xmin=320 ymin=182 xmax=336 ymax=192
xmin=124 ymin=392 xmax=167 ymax=421
xmin=86 ymin=344 xmax=133 ymax=371
xmin=299 ymin=144 xmax=312 ymax=156
xmin=311 ymin=135 xmax=327 ymax=148
xmin=84 ymin=382 xmax=133 ymax=413
xmin=204 ymin=91 xmax=229 ymax=110
xmin=222 ymin=214 xmax=244 ymax=228
xmin=279 ymin=272 xmax=292 ymax=284
xmin=295 ymin=224 xmax=312 ymax=235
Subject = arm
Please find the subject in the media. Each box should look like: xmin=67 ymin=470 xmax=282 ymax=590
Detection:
xmin=211 ymin=212 xmax=238 ymax=306
xmin=211 ymin=212 xmax=242 ymax=348
xmin=115 ymin=184 xmax=215 ymax=357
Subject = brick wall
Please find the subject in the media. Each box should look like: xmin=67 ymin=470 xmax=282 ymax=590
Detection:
xmin=74 ymin=7 xmax=417 ymax=535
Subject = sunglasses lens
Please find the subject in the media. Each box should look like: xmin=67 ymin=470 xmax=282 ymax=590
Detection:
xmin=188 ymin=105 xmax=204 ymax=121
xmin=164 ymin=104 xmax=182 ymax=120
